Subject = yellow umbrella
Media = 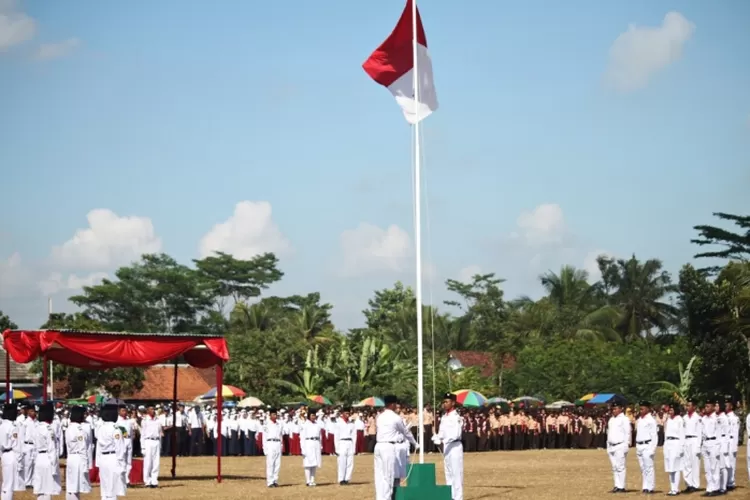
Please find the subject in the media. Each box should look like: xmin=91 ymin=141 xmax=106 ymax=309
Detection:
xmin=0 ymin=389 xmax=31 ymax=400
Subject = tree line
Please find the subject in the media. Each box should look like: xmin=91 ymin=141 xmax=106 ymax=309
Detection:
xmin=0 ymin=212 xmax=748 ymax=405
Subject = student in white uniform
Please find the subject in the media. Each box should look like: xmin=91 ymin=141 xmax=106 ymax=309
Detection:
xmin=65 ymin=406 xmax=91 ymax=500
xmin=22 ymin=405 xmax=37 ymax=488
xmin=1 ymin=403 xmax=25 ymax=500
xmin=635 ymin=401 xmax=658 ymax=494
xmin=701 ymin=400 xmax=720 ymax=496
xmin=115 ymin=407 xmax=133 ymax=485
xmin=374 ymin=395 xmax=417 ymax=500
xmin=140 ymin=405 xmax=163 ymax=488
xmin=662 ymin=403 xmax=684 ymax=496
xmin=301 ymin=412 xmax=322 ymax=486
xmin=33 ymin=403 xmax=61 ymax=500
xmin=262 ymin=408 xmax=283 ymax=487
xmin=335 ymin=408 xmax=356 ymax=485
xmin=96 ymin=405 xmax=127 ymax=500
xmin=716 ymin=400 xmax=730 ymax=494
xmin=723 ymin=398 xmax=739 ymax=492
xmin=681 ymin=398 xmax=702 ymax=493
xmin=432 ymin=393 xmax=464 ymax=500
xmin=746 ymin=410 xmax=750 ymax=484
xmin=606 ymin=401 xmax=631 ymax=493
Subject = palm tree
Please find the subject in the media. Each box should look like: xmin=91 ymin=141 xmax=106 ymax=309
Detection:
xmin=272 ymin=346 xmax=335 ymax=398
xmin=540 ymin=265 xmax=596 ymax=309
xmin=292 ymin=304 xmax=333 ymax=344
xmin=600 ymin=255 xmax=678 ymax=341
xmin=231 ymin=302 xmax=273 ymax=331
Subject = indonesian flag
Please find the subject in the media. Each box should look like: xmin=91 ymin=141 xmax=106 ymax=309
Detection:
xmin=362 ymin=0 xmax=438 ymax=124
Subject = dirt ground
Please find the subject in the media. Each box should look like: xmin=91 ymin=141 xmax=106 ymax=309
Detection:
xmin=15 ymin=448 xmax=749 ymax=499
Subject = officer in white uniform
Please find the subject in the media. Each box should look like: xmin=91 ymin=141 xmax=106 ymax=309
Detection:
xmin=606 ymin=401 xmax=631 ymax=493
xmin=301 ymin=412 xmax=322 ymax=486
xmin=65 ymin=406 xmax=91 ymax=500
xmin=140 ymin=405 xmax=163 ymax=488
xmin=115 ymin=407 xmax=133 ymax=484
xmin=723 ymin=397 xmax=739 ymax=492
xmin=374 ymin=395 xmax=417 ymax=500
xmin=0 ymin=403 xmax=25 ymax=500
xmin=701 ymin=399 xmax=720 ymax=496
xmin=662 ymin=402 xmax=684 ymax=496
xmin=262 ymin=408 xmax=283 ymax=487
xmin=432 ymin=392 xmax=464 ymax=500
xmin=681 ymin=398 xmax=702 ymax=493
xmin=96 ymin=405 xmax=127 ymax=500
xmin=334 ymin=407 xmax=355 ymax=485
xmin=635 ymin=400 xmax=658 ymax=493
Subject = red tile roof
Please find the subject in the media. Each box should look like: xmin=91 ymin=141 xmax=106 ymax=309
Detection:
xmin=448 ymin=350 xmax=515 ymax=377
xmin=0 ymin=346 xmax=33 ymax=381
xmin=120 ymin=365 xmax=213 ymax=401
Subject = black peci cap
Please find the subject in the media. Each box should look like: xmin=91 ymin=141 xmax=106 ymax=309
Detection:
xmin=70 ymin=406 xmax=86 ymax=424
xmin=2 ymin=403 xmax=17 ymax=421
xmin=443 ymin=392 xmax=457 ymax=402
xmin=38 ymin=403 xmax=54 ymax=423
xmin=384 ymin=395 xmax=399 ymax=406
xmin=100 ymin=405 xmax=119 ymax=423
xmin=611 ymin=401 xmax=623 ymax=409
xmin=638 ymin=400 xmax=651 ymax=407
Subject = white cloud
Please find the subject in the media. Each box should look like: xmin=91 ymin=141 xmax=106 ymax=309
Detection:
xmin=51 ymin=209 xmax=162 ymax=269
xmin=0 ymin=0 xmax=35 ymax=52
xmin=38 ymin=271 xmax=108 ymax=296
xmin=512 ymin=203 xmax=566 ymax=247
xmin=339 ymin=223 xmax=412 ymax=277
xmin=199 ymin=201 xmax=291 ymax=260
xmin=35 ymin=37 xmax=79 ymax=60
xmin=457 ymin=265 xmax=481 ymax=282
xmin=606 ymin=11 xmax=695 ymax=92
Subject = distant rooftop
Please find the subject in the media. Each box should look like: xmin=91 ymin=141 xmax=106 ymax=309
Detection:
xmin=5 ymin=329 xmax=224 ymax=339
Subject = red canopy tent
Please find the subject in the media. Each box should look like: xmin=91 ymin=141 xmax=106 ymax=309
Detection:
xmin=1 ymin=329 xmax=230 ymax=482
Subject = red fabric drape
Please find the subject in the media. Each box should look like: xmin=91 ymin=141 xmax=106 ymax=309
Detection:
xmin=2 ymin=330 xmax=229 ymax=368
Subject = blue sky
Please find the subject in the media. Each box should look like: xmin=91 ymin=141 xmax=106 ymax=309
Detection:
xmin=1 ymin=0 xmax=748 ymax=331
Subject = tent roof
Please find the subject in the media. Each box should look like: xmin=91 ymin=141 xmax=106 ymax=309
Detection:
xmin=2 ymin=329 xmax=229 ymax=369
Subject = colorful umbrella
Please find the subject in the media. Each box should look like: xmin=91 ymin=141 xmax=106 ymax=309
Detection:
xmin=307 ymin=395 xmax=332 ymax=406
xmin=237 ymin=396 xmax=264 ymax=408
xmin=356 ymin=396 xmax=385 ymax=407
xmin=487 ymin=397 xmax=509 ymax=405
xmin=512 ymin=396 xmax=544 ymax=408
xmin=546 ymin=400 xmax=574 ymax=409
xmin=0 ymin=389 xmax=31 ymax=400
xmin=200 ymin=385 xmax=247 ymax=400
xmin=575 ymin=393 xmax=597 ymax=406
xmin=452 ymin=389 xmax=488 ymax=408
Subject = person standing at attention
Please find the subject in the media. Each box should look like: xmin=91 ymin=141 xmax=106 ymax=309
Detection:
xmin=701 ymin=400 xmax=720 ymax=496
xmin=374 ymin=395 xmax=416 ymax=500
xmin=0 ymin=403 xmax=25 ymax=500
xmin=681 ymin=398 xmax=702 ymax=493
xmin=65 ymin=406 xmax=91 ymax=500
xmin=663 ymin=403 xmax=684 ymax=496
xmin=262 ymin=408 xmax=283 ymax=488
xmin=301 ymin=412 xmax=322 ymax=487
xmin=33 ymin=403 xmax=61 ymax=500
xmin=723 ymin=397 xmax=739 ymax=492
xmin=335 ymin=408 xmax=355 ymax=485
xmin=115 ymin=407 xmax=133 ymax=485
xmin=432 ymin=393 xmax=464 ymax=500
xmin=635 ymin=401 xmax=658 ymax=494
xmin=140 ymin=405 xmax=162 ymax=488
xmin=606 ymin=401 xmax=630 ymax=493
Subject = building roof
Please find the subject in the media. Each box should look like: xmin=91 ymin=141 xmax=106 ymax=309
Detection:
xmin=20 ymin=329 xmax=224 ymax=339
xmin=0 ymin=346 xmax=33 ymax=381
xmin=120 ymin=365 xmax=214 ymax=401
xmin=448 ymin=350 xmax=515 ymax=377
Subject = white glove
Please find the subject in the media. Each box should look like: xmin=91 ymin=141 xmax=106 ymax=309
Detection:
xmin=431 ymin=435 xmax=442 ymax=445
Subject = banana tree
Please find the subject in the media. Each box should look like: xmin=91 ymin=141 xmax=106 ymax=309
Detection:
xmin=272 ymin=346 xmax=335 ymax=398
xmin=651 ymin=355 xmax=698 ymax=404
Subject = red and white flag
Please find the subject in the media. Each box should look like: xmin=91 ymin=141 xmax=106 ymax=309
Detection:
xmin=363 ymin=0 xmax=438 ymax=124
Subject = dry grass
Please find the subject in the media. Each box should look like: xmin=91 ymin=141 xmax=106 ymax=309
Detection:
xmin=16 ymin=447 xmax=748 ymax=499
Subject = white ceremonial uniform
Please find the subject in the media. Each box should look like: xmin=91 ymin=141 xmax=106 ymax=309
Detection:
xmin=606 ymin=412 xmax=631 ymax=491
xmin=716 ymin=412 xmax=730 ymax=492
xmin=0 ymin=418 xmax=25 ymax=500
xmin=140 ymin=415 xmax=162 ymax=487
xmin=115 ymin=417 xmax=133 ymax=484
xmin=725 ymin=410 xmax=738 ymax=489
xmin=96 ymin=422 xmax=127 ymax=500
xmin=682 ymin=410 xmax=702 ymax=490
xmin=701 ymin=412 xmax=720 ymax=494
xmin=433 ymin=409 xmax=464 ymax=500
xmin=335 ymin=417 xmax=356 ymax=483
xmin=635 ymin=412 xmax=658 ymax=491
xmin=52 ymin=417 xmax=63 ymax=459
xmin=394 ymin=418 xmax=416 ymax=481
xmin=374 ymin=409 xmax=414 ymax=500
xmin=33 ymin=421 xmax=61 ymax=500
xmin=663 ymin=415 xmax=684 ymax=494
xmin=262 ymin=419 xmax=283 ymax=487
xmin=301 ymin=420 xmax=322 ymax=486
xmin=81 ymin=420 xmax=94 ymax=467
xmin=65 ymin=422 xmax=92 ymax=500
xmin=22 ymin=418 xmax=36 ymax=487
xmin=746 ymin=413 xmax=750 ymax=483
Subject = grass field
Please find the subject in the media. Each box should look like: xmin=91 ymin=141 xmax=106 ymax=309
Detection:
xmin=15 ymin=448 xmax=749 ymax=499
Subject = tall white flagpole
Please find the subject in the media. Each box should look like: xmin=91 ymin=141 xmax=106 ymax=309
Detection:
xmin=48 ymin=297 xmax=53 ymax=401
xmin=412 ymin=0 xmax=425 ymax=465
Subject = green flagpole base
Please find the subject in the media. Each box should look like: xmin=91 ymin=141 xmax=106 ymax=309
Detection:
xmin=395 ymin=463 xmax=453 ymax=500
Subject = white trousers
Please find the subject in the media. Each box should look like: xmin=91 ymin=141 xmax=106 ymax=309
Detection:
xmin=702 ymin=443 xmax=720 ymax=493
xmin=141 ymin=440 xmax=160 ymax=486
xmin=668 ymin=472 xmax=680 ymax=493
xmin=336 ymin=441 xmax=354 ymax=482
xmin=374 ymin=443 xmax=396 ymax=500
xmin=682 ymin=438 xmax=701 ymax=488
xmin=1 ymin=450 xmax=24 ymax=500
xmin=123 ymin=439 xmax=132 ymax=484
xmin=607 ymin=444 xmax=628 ymax=489
xmin=304 ymin=467 xmax=317 ymax=485
xmin=23 ymin=445 xmax=34 ymax=487
xmin=636 ymin=445 xmax=655 ymax=491
xmin=65 ymin=494 xmax=80 ymax=500
xmin=443 ymin=442 xmax=464 ymax=500
xmin=727 ymin=450 xmax=736 ymax=487
xmin=264 ymin=444 xmax=281 ymax=486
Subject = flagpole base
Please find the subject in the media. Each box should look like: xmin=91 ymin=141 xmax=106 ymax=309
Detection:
xmin=395 ymin=463 xmax=452 ymax=500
